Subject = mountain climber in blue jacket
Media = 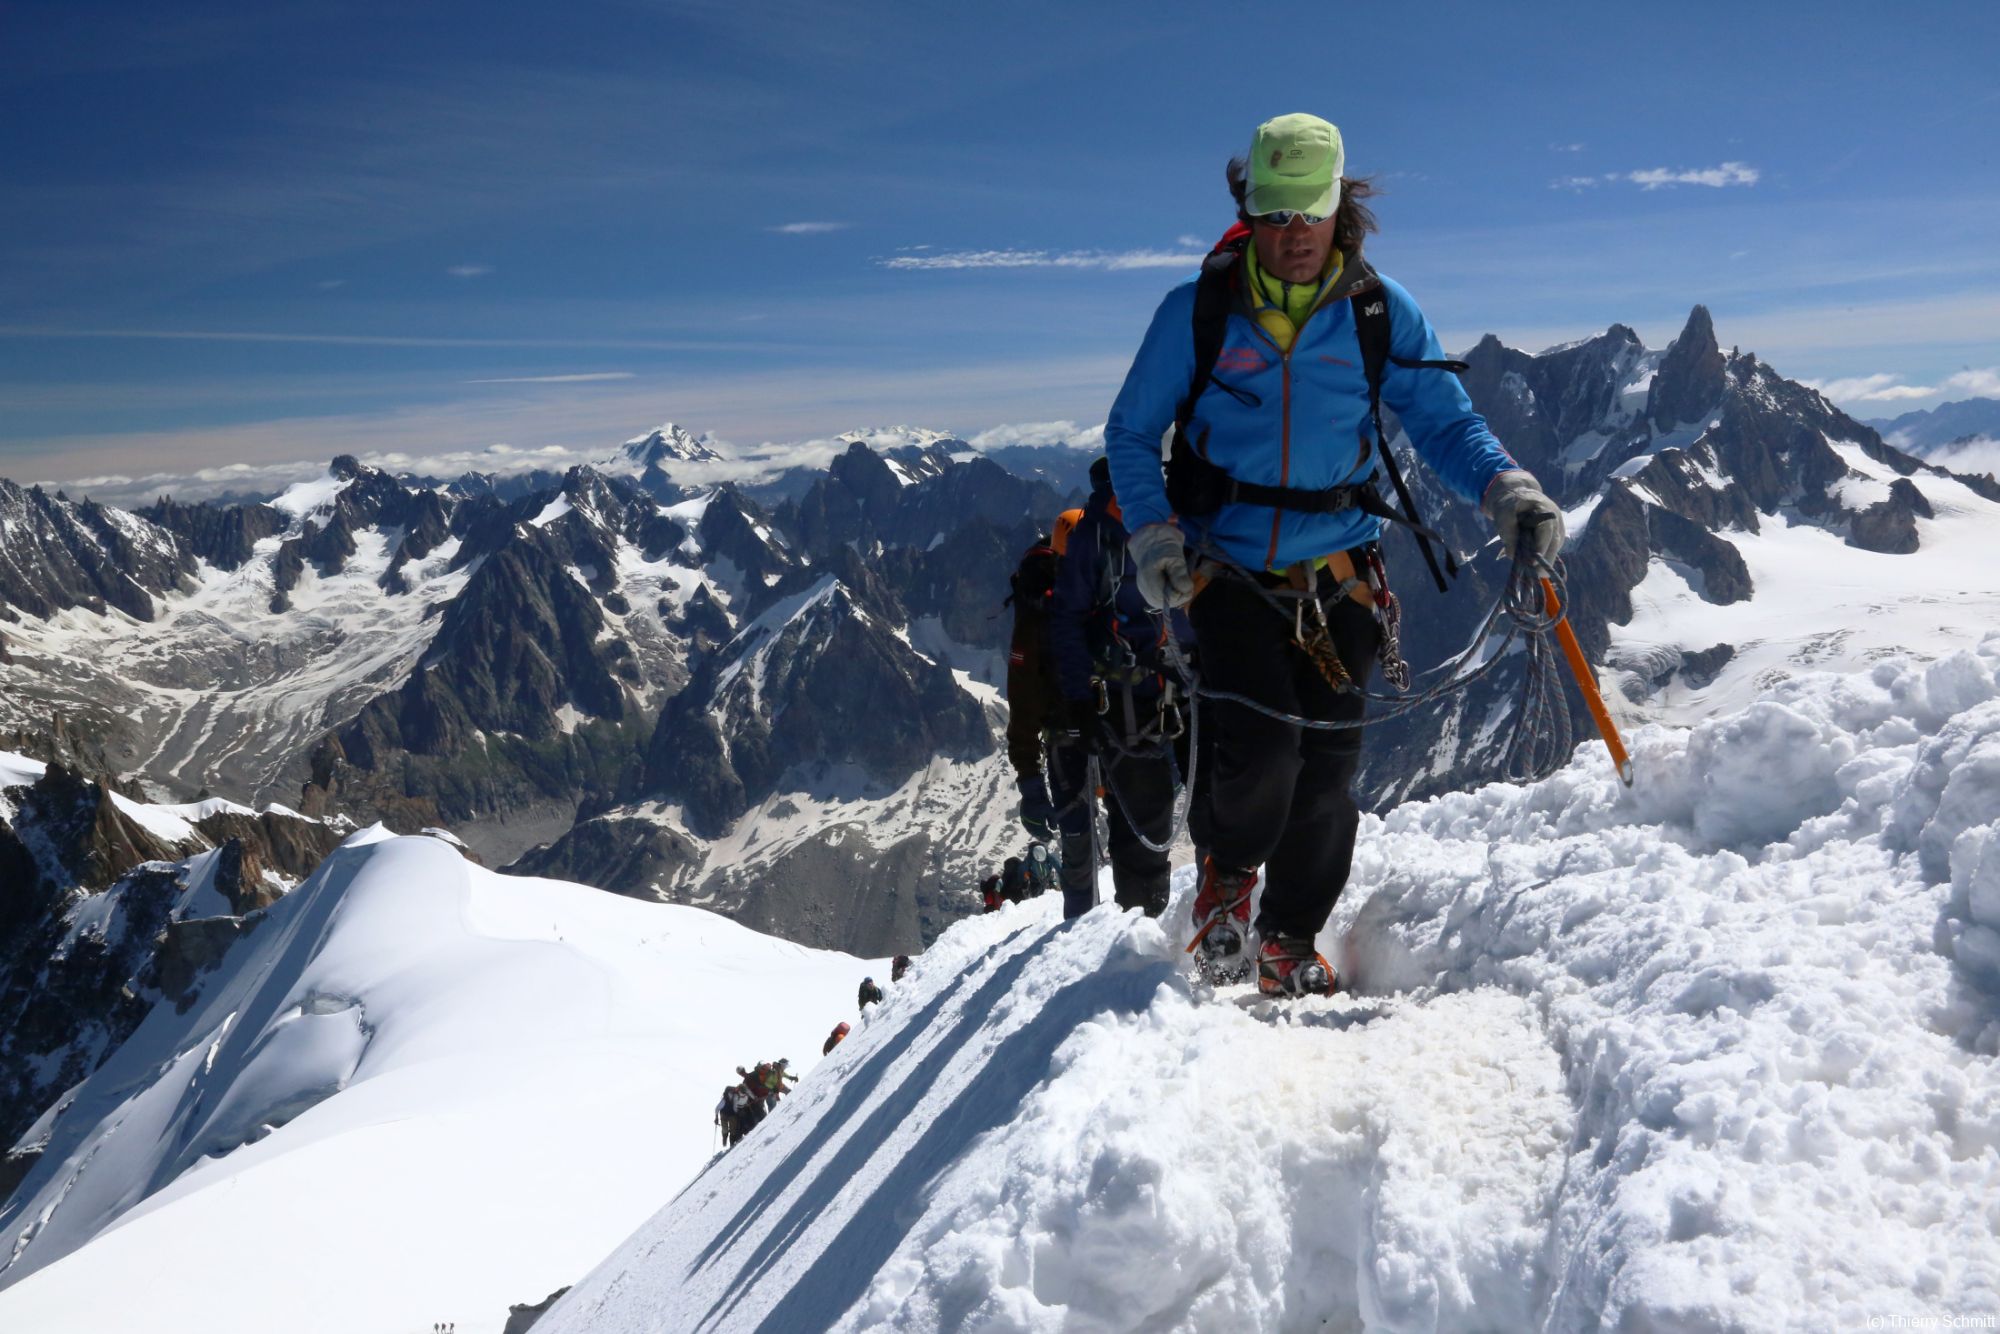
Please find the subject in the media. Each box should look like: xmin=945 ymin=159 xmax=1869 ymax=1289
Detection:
xmin=1043 ymin=456 xmax=1183 ymax=918
xmin=1105 ymin=112 xmax=1564 ymax=996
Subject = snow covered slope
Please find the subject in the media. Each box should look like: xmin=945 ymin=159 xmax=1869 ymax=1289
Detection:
xmin=0 ymin=835 xmax=880 ymax=1333
xmin=543 ymin=635 xmax=2000 ymax=1333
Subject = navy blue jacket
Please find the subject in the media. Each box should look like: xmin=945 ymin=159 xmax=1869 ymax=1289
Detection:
xmin=1048 ymin=482 xmax=1174 ymax=703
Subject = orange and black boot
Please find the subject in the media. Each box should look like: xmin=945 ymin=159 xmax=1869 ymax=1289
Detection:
xmin=1187 ymin=858 xmax=1256 ymax=983
xmin=1255 ymin=936 xmax=1337 ymax=998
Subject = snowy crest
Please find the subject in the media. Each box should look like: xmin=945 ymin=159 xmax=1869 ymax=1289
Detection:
xmin=0 ymin=836 xmax=875 ymax=1329
xmin=612 ymin=421 xmax=725 ymax=471
xmin=544 ymin=636 xmax=2000 ymax=1332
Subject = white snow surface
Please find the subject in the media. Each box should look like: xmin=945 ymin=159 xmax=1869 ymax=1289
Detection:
xmin=545 ymin=638 xmax=2000 ymax=1333
xmin=1612 ymin=460 xmax=2000 ymax=724
xmin=0 ymin=837 xmax=879 ymax=1333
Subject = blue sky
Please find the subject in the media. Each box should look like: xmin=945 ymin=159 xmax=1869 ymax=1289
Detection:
xmin=3 ymin=0 xmax=1997 ymax=496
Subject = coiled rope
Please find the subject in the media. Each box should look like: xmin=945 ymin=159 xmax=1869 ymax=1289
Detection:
xmin=1079 ymin=539 xmax=1578 ymax=867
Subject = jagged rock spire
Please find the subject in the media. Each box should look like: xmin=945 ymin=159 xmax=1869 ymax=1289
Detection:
xmin=1647 ymin=304 xmax=1726 ymax=433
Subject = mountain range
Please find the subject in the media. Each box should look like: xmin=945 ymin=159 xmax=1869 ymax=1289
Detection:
xmin=5 ymin=308 xmax=1999 ymax=966
xmin=5 ymin=302 xmax=2000 ymax=1329
xmin=1867 ymin=395 xmax=2000 ymax=452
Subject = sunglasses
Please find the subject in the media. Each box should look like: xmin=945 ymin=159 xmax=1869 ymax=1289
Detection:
xmin=1251 ymin=209 xmax=1330 ymax=227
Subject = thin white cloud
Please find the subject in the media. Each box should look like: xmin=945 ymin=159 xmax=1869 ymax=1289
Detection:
xmin=447 ymin=264 xmax=493 ymax=278
xmin=1946 ymin=367 xmax=2000 ymax=397
xmin=1550 ymin=162 xmax=1761 ymax=191
xmin=1626 ymin=162 xmax=1760 ymax=190
xmin=1176 ymin=234 xmax=1205 ymax=249
xmin=462 ymin=372 xmax=636 ymax=384
xmin=1551 ymin=142 xmax=1586 ymax=153
xmin=1926 ymin=437 xmax=2000 ymax=478
xmin=0 ymin=325 xmax=744 ymax=351
xmin=1805 ymin=365 xmax=2000 ymax=404
xmin=966 ymin=420 xmax=1105 ymax=452
xmin=8 ymin=350 xmax=1137 ymax=504
xmin=880 ymin=248 xmax=1202 ymax=272
xmin=1817 ymin=375 xmax=1937 ymax=403
xmin=768 ymin=221 xmax=849 ymax=235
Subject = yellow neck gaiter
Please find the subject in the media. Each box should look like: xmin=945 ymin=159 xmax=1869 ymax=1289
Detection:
xmin=1245 ymin=244 xmax=1343 ymax=354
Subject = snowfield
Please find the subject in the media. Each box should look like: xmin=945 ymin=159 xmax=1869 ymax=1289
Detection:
xmin=545 ymin=634 xmax=2000 ymax=1333
xmin=0 ymin=835 xmax=880 ymax=1333
xmin=4 ymin=637 xmax=1998 ymax=1331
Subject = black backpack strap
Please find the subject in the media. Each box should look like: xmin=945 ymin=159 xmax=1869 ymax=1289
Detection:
xmin=1164 ymin=242 xmax=1259 ymax=518
xmin=1351 ymin=290 xmax=1464 ymax=593
xmin=1178 ymin=243 xmax=1244 ymax=430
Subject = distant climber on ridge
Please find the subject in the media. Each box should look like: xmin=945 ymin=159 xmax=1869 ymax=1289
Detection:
xmin=999 ymin=854 xmax=1032 ymax=904
xmin=1023 ymin=842 xmax=1057 ymax=898
xmin=858 ymin=976 xmax=884 ymax=1009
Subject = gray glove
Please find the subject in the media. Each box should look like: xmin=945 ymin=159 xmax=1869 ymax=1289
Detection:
xmin=1127 ymin=522 xmax=1193 ymax=609
xmin=1483 ymin=470 xmax=1565 ymax=565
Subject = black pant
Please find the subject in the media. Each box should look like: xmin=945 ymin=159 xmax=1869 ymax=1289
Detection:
xmin=1188 ymin=574 xmax=1378 ymax=940
xmin=1047 ymin=708 xmax=1177 ymax=919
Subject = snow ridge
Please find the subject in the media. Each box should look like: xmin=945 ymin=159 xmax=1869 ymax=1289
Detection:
xmin=546 ymin=636 xmax=2000 ymax=1333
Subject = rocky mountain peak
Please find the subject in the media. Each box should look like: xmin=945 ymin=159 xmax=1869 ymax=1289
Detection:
xmin=1647 ymin=304 xmax=1726 ymax=433
xmin=621 ymin=422 xmax=722 ymax=467
xmin=829 ymin=439 xmax=904 ymax=503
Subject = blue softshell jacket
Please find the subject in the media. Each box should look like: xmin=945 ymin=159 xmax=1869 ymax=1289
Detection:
xmin=1103 ymin=253 xmax=1518 ymax=571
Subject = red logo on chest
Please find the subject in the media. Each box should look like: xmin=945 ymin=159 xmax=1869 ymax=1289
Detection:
xmin=1215 ymin=347 xmax=1269 ymax=375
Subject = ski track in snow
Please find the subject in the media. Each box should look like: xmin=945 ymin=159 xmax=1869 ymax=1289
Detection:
xmin=546 ymin=635 xmax=2000 ymax=1334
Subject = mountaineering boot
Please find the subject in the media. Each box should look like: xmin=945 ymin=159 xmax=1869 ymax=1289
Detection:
xmin=1188 ymin=858 xmax=1256 ymax=983
xmin=1256 ymin=936 xmax=1337 ymax=998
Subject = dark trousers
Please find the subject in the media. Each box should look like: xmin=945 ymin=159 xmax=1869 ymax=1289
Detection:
xmin=1047 ymin=717 xmax=1176 ymax=919
xmin=1188 ymin=575 xmax=1378 ymax=940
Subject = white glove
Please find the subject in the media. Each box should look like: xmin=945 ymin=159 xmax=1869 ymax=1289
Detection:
xmin=1127 ymin=522 xmax=1193 ymax=609
xmin=1483 ymin=470 xmax=1565 ymax=565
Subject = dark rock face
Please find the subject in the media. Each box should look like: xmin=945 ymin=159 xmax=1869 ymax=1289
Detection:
xmin=505 ymin=816 xmax=697 ymax=895
xmin=1848 ymin=477 xmax=1934 ymax=554
xmin=153 ymin=911 xmax=261 ymax=1010
xmin=0 ymin=864 xmax=181 ymax=1195
xmin=139 ymin=497 xmax=284 ymax=571
xmin=877 ymin=514 xmax=1046 ymax=652
xmin=697 ymin=488 xmax=796 ymax=594
xmin=1647 ymin=305 xmax=1726 ymax=433
xmin=1458 ymin=326 xmax=1647 ymax=495
xmin=0 ymin=481 xmax=191 ymax=622
xmin=710 ymin=822 xmax=940 ymax=956
xmin=504 ymin=1287 xmax=573 ymax=1333
xmin=187 ymin=814 xmax=346 ymax=910
xmin=1679 ymin=644 xmax=1735 ymax=689
xmin=670 ymin=584 xmax=735 ymax=653
xmin=0 ymin=763 xmax=195 ymax=897
xmin=1650 ymin=510 xmax=1753 ymax=605
xmin=0 ymin=756 xmax=342 ymax=1202
xmin=1355 ymin=304 xmax=1965 ymax=807
xmin=645 ymin=567 xmax=992 ymax=839
xmin=775 ymin=441 xmax=1066 ymax=571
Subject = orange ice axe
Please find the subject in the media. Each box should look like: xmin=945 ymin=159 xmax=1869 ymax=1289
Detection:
xmin=1541 ymin=575 xmax=1634 ymax=787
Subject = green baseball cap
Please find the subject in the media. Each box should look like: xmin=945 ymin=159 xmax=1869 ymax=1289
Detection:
xmin=1245 ymin=113 xmax=1343 ymax=217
